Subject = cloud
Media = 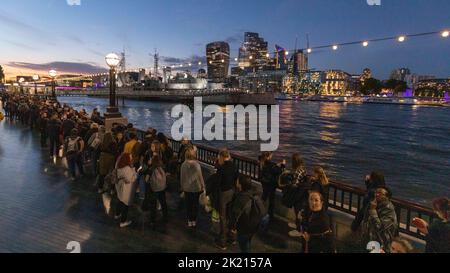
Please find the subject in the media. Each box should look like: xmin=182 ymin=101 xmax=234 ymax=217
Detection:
xmin=224 ymin=33 xmax=243 ymax=45
xmin=0 ymin=39 xmax=39 ymax=51
xmin=7 ymin=61 xmax=107 ymax=74
xmin=0 ymin=10 xmax=46 ymax=36
xmin=67 ymin=0 xmax=81 ymax=6
xmin=160 ymin=55 xmax=207 ymax=71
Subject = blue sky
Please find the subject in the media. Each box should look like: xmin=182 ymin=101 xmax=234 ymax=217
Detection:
xmin=0 ymin=0 xmax=449 ymax=79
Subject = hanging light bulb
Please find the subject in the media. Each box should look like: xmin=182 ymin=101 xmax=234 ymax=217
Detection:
xmin=307 ymin=48 xmax=312 ymax=54
xmin=442 ymin=30 xmax=449 ymax=38
xmin=362 ymin=41 xmax=369 ymax=47
xmin=332 ymin=45 xmax=338 ymax=50
xmin=398 ymin=36 xmax=406 ymax=42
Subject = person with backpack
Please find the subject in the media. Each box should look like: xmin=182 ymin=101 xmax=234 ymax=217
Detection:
xmin=64 ymin=128 xmax=85 ymax=181
xmin=98 ymin=132 xmax=118 ymax=193
xmin=114 ymin=153 xmax=137 ymax=228
xmin=143 ymin=155 xmax=168 ymax=224
xmin=214 ymin=149 xmax=240 ymax=250
xmin=180 ymin=146 xmax=205 ymax=228
xmin=229 ymin=174 xmax=267 ymax=253
xmin=259 ymin=151 xmax=285 ymax=221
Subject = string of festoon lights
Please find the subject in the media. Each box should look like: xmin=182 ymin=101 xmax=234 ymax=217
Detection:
xmin=162 ymin=29 xmax=449 ymax=70
xmin=88 ymin=29 xmax=449 ymax=76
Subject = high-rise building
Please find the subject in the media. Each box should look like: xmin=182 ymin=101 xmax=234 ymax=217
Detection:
xmin=275 ymin=45 xmax=288 ymax=70
xmin=206 ymin=41 xmax=230 ymax=83
xmin=238 ymin=32 xmax=269 ymax=72
xmin=288 ymin=50 xmax=308 ymax=75
xmin=360 ymin=68 xmax=372 ymax=85
xmin=390 ymin=68 xmax=411 ymax=82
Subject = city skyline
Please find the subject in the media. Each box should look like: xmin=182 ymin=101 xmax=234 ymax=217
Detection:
xmin=1 ymin=0 xmax=449 ymax=79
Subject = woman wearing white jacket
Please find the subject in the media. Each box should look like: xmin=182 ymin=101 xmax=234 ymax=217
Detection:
xmin=115 ymin=153 xmax=137 ymax=228
xmin=180 ymin=146 xmax=205 ymax=228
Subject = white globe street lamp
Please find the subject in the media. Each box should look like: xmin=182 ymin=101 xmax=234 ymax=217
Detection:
xmin=48 ymin=70 xmax=57 ymax=100
xmin=104 ymin=53 xmax=122 ymax=118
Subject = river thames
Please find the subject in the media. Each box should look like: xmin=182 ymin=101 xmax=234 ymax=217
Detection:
xmin=58 ymin=97 xmax=450 ymax=205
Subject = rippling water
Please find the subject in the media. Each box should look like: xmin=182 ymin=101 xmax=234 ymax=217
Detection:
xmin=58 ymin=96 xmax=450 ymax=205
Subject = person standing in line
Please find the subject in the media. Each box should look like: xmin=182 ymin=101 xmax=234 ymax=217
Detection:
xmin=214 ymin=149 xmax=239 ymax=250
xmin=412 ymin=197 xmax=449 ymax=253
xmin=180 ymin=146 xmax=205 ymax=228
xmin=114 ymin=153 xmax=137 ymax=228
xmin=46 ymin=113 xmax=61 ymax=158
xmin=259 ymin=151 xmax=284 ymax=221
xmin=63 ymin=128 xmax=85 ymax=181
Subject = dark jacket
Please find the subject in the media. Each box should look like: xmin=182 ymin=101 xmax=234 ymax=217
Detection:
xmin=46 ymin=119 xmax=61 ymax=139
xmin=84 ymin=128 xmax=98 ymax=145
xmin=259 ymin=160 xmax=283 ymax=189
xmin=205 ymin=173 xmax=221 ymax=211
xmin=229 ymin=186 xmax=263 ymax=236
xmin=425 ymin=219 xmax=450 ymax=253
xmin=303 ymin=210 xmax=335 ymax=253
xmin=216 ymin=160 xmax=239 ymax=192
xmin=62 ymin=119 xmax=76 ymax=137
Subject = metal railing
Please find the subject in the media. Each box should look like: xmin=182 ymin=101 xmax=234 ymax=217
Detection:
xmin=136 ymin=128 xmax=435 ymax=241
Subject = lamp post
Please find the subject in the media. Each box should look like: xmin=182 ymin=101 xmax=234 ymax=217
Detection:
xmin=19 ymin=77 xmax=25 ymax=94
xmin=105 ymin=52 xmax=122 ymax=118
xmin=48 ymin=69 xmax=57 ymax=101
xmin=32 ymin=74 xmax=39 ymax=95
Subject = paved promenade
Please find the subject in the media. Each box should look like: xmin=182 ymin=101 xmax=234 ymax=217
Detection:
xmin=0 ymin=119 xmax=300 ymax=253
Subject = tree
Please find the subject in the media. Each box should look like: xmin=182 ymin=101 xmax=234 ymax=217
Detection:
xmin=361 ymin=78 xmax=382 ymax=95
xmin=0 ymin=65 xmax=4 ymax=83
xmin=383 ymin=79 xmax=407 ymax=95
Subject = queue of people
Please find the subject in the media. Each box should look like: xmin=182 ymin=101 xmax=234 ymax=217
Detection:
xmin=1 ymin=91 xmax=448 ymax=254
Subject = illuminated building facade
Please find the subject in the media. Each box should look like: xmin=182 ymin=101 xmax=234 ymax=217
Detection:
xmin=360 ymin=68 xmax=372 ymax=85
xmin=414 ymin=79 xmax=450 ymax=97
xmin=238 ymin=32 xmax=269 ymax=72
xmin=206 ymin=41 xmax=230 ymax=83
xmin=321 ymin=70 xmax=357 ymax=96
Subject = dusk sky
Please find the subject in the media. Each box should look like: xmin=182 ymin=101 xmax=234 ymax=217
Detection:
xmin=1 ymin=0 xmax=449 ymax=79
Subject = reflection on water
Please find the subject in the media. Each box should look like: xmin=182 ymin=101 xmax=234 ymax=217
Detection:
xmin=58 ymin=97 xmax=450 ymax=205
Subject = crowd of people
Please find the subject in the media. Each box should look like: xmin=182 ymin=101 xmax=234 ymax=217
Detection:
xmin=0 ymin=91 xmax=448 ymax=254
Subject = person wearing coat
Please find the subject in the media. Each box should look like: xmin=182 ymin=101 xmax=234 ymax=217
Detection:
xmin=352 ymin=170 xmax=389 ymax=231
xmin=114 ymin=153 xmax=137 ymax=228
xmin=301 ymin=191 xmax=336 ymax=253
xmin=180 ymin=146 xmax=205 ymax=228
xmin=361 ymin=187 xmax=398 ymax=252
xmin=412 ymin=197 xmax=449 ymax=253
xmin=98 ymin=132 xmax=118 ymax=193
xmin=259 ymin=151 xmax=285 ymax=220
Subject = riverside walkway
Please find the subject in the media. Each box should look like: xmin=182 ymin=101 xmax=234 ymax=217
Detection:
xmin=0 ymin=119 xmax=300 ymax=253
